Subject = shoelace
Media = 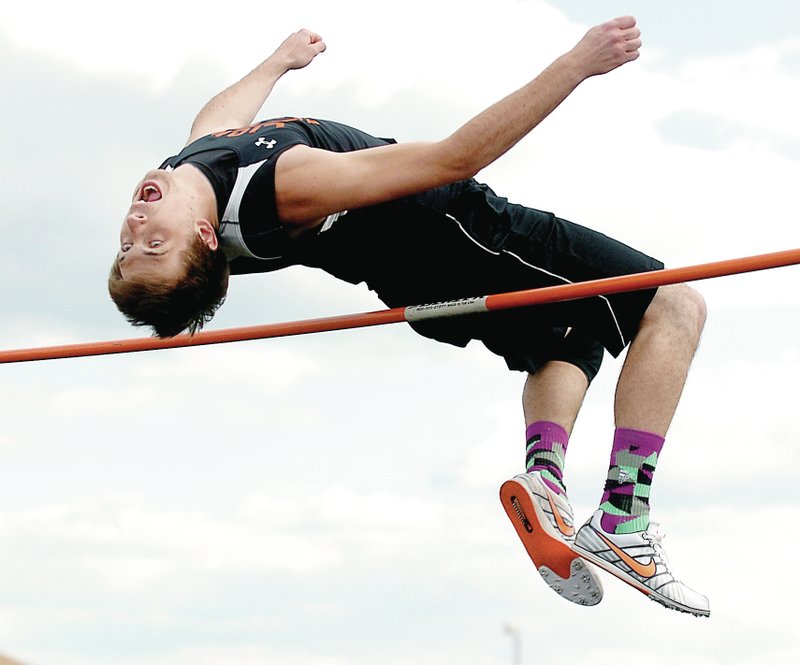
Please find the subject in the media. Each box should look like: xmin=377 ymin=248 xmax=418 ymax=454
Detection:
xmin=643 ymin=522 xmax=670 ymax=568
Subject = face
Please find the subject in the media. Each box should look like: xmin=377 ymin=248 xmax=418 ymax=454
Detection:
xmin=117 ymin=168 xmax=216 ymax=282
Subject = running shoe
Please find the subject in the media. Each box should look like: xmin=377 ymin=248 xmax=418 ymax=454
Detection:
xmin=573 ymin=509 xmax=710 ymax=617
xmin=500 ymin=472 xmax=603 ymax=606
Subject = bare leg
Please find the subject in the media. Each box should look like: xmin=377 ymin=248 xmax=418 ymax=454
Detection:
xmin=614 ymin=284 xmax=707 ymax=435
xmin=502 ymin=359 xmax=606 ymax=606
xmin=523 ymin=360 xmax=589 ymax=435
xmin=571 ymin=288 xmax=710 ymax=616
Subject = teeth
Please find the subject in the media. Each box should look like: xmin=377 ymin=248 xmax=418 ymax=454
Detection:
xmin=141 ymin=185 xmax=159 ymax=202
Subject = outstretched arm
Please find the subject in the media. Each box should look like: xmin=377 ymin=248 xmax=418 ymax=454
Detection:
xmin=440 ymin=16 xmax=641 ymax=177
xmin=276 ymin=17 xmax=641 ymax=226
xmin=186 ymin=29 xmax=326 ymax=145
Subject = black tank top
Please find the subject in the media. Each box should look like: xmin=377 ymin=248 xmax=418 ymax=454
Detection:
xmin=159 ymin=117 xmax=395 ymax=275
xmin=159 ymin=117 xmax=509 ymax=312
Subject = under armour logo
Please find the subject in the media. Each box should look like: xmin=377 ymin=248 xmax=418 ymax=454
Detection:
xmin=255 ymin=137 xmax=277 ymax=148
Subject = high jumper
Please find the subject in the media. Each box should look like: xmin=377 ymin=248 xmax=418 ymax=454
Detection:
xmin=107 ymin=17 xmax=709 ymax=615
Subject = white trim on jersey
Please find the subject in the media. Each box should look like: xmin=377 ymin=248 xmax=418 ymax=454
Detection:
xmin=444 ymin=213 xmax=627 ymax=349
xmin=320 ymin=210 xmax=348 ymax=233
xmin=218 ymin=160 xmax=275 ymax=262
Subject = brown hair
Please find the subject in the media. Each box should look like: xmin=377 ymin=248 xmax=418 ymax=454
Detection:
xmin=108 ymin=234 xmax=230 ymax=338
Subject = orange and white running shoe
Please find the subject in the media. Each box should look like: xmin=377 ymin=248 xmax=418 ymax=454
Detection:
xmin=500 ymin=472 xmax=603 ymax=606
xmin=573 ymin=510 xmax=710 ymax=617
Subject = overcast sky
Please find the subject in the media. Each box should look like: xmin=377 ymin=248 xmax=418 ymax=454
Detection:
xmin=2 ymin=1 xmax=800 ymax=664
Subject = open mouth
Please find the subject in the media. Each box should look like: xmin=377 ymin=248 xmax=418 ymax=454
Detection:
xmin=138 ymin=181 xmax=162 ymax=203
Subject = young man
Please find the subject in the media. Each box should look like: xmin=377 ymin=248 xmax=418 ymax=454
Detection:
xmin=109 ymin=18 xmax=709 ymax=615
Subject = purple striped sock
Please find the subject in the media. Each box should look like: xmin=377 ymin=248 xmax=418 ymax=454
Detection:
xmin=599 ymin=427 xmax=665 ymax=533
xmin=525 ymin=421 xmax=569 ymax=495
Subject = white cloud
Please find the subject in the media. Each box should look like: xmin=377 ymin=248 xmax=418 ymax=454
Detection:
xmin=49 ymin=384 xmax=155 ymax=417
xmin=91 ymin=645 xmax=350 ymax=665
xmin=673 ymin=40 xmax=800 ymax=136
xmin=132 ymin=345 xmax=319 ymax=389
xmin=454 ymin=399 xmax=522 ymax=488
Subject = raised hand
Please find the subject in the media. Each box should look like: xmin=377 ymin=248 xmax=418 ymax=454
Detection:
xmin=273 ymin=29 xmax=327 ymax=71
xmin=569 ymin=16 xmax=642 ymax=77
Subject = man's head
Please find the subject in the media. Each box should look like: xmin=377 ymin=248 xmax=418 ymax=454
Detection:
xmin=108 ymin=168 xmax=230 ymax=338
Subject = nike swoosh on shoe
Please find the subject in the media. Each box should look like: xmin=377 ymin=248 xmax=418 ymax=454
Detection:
xmin=595 ymin=530 xmax=657 ymax=578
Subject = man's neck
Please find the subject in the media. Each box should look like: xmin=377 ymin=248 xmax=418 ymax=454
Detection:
xmin=174 ymin=163 xmax=220 ymax=229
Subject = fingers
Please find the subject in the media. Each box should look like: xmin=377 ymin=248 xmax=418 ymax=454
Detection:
xmin=300 ymin=29 xmax=326 ymax=55
xmin=611 ymin=15 xmax=637 ymax=30
xmin=612 ymin=19 xmax=642 ymax=61
xmin=624 ymin=31 xmax=642 ymax=56
xmin=312 ymin=38 xmax=327 ymax=55
xmin=575 ymin=16 xmax=642 ymax=76
xmin=280 ymin=29 xmax=326 ymax=67
xmin=614 ymin=17 xmax=641 ymax=54
xmin=626 ymin=39 xmax=642 ymax=56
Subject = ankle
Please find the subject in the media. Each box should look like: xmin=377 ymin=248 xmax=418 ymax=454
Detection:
xmin=525 ymin=421 xmax=569 ymax=494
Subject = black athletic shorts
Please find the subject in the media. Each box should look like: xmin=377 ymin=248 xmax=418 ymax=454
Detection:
xmin=303 ymin=180 xmax=663 ymax=384
xmin=397 ymin=182 xmax=664 ymax=383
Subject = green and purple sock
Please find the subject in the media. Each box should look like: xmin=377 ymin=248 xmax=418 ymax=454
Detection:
xmin=599 ymin=427 xmax=665 ymax=534
xmin=525 ymin=421 xmax=569 ymax=495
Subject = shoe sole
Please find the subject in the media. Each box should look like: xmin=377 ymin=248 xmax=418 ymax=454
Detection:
xmin=499 ymin=478 xmax=603 ymax=606
xmin=573 ymin=530 xmax=710 ymax=617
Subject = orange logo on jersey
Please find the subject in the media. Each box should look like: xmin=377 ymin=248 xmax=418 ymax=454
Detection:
xmin=213 ymin=117 xmax=320 ymax=138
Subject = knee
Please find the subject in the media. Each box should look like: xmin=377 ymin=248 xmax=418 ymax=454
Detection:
xmin=647 ymin=284 xmax=707 ymax=340
xmin=674 ymin=284 xmax=707 ymax=335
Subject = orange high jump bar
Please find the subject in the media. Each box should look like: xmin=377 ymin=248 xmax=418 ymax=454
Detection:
xmin=2 ymin=247 xmax=799 ymax=365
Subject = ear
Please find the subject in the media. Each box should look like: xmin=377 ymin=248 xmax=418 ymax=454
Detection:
xmin=195 ymin=219 xmax=219 ymax=251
